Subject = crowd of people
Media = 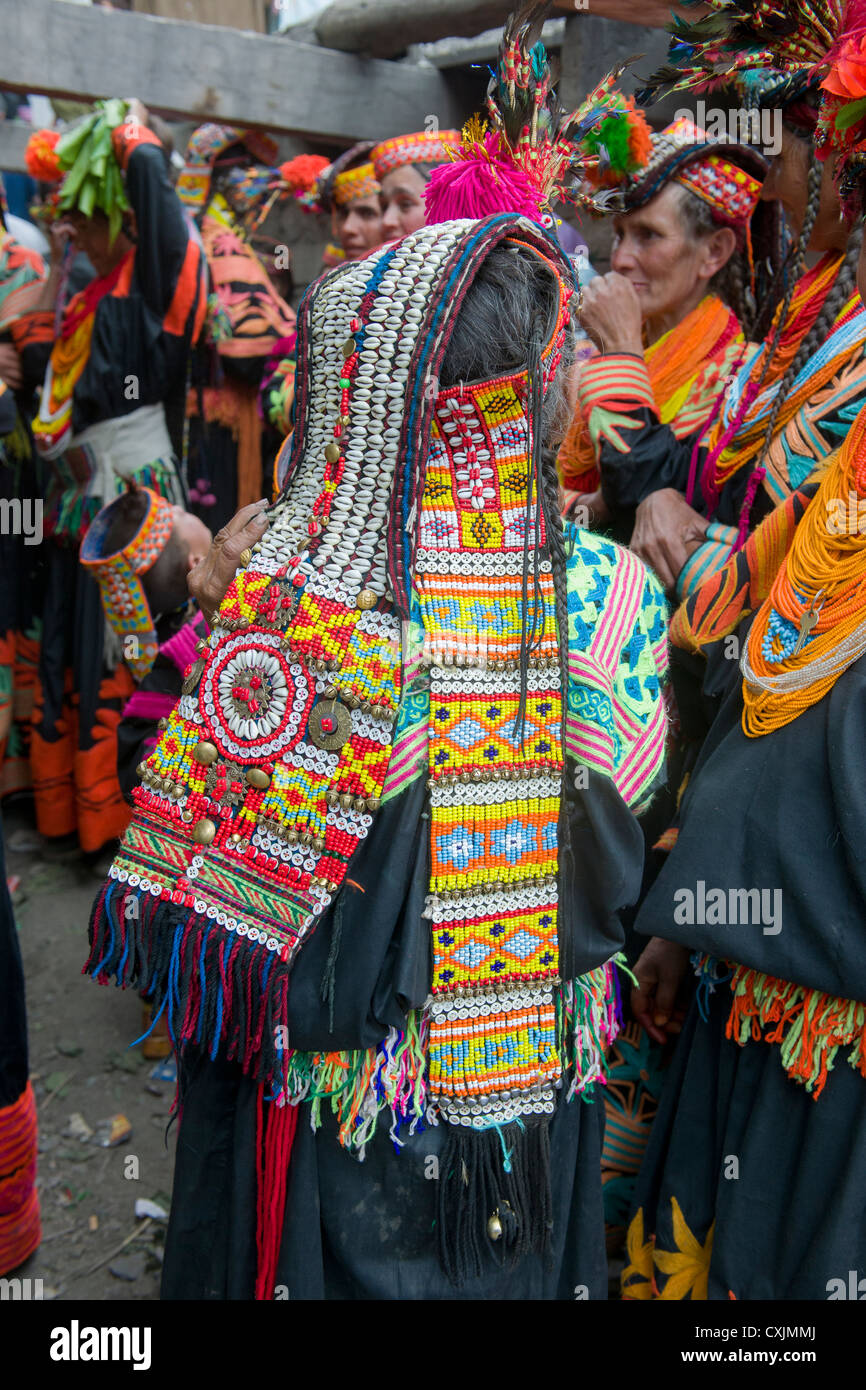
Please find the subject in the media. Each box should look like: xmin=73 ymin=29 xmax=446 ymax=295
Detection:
xmin=1 ymin=0 xmax=865 ymax=1302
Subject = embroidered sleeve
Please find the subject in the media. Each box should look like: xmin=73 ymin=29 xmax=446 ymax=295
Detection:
xmin=113 ymin=133 xmax=200 ymax=332
xmin=670 ymin=479 xmax=823 ymax=655
xmin=564 ymin=527 xmax=668 ymax=811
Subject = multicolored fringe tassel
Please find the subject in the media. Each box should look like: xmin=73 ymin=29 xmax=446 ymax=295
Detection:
xmin=693 ymin=952 xmax=866 ymax=1099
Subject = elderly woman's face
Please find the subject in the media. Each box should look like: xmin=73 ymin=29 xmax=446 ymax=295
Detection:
xmin=609 ymin=183 xmax=725 ymax=325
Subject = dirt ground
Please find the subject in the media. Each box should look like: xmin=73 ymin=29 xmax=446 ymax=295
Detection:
xmin=5 ymin=801 xmax=176 ymax=1302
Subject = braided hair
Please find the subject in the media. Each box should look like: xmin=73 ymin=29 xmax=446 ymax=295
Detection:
xmin=732 ymin=150 xmax=862 ymax=540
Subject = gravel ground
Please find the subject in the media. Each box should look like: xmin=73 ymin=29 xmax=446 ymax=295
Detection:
xmin=5 ymin=802 xmax=176 ymax=1301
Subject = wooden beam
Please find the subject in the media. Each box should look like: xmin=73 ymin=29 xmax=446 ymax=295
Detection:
xmin=408 ymin=18 xmax=566 ymax=68
xmin=316 ymin=0 xmax=705 ymax=57
xmin=0 ymin=0 xmax=465 ymax=142
xmin=551 ymin=0 xmax=707 ymax=26
xmin=316 ymin=0 xmax=515 ymax=56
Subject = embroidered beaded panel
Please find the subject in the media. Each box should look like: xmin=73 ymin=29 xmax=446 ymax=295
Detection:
xmin=418 ymin=275 xmax=573 ymax=1127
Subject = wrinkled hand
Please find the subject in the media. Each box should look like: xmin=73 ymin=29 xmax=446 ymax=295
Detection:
xmin=562 ymin=487 xmax=611 ymax=530
xmin=630 ymin=488 xmax=709 ymax=592
xmin=631 ymin=937 xmax=691 ymax=1044
xmin=47 ymin=219 xmax=72 ymax=268
xmin=188 ymin=500 xmax=270 ymax=625
xmin=578 ymin=272 xmax=644 ymax=356
xmin=0 ymin=343 xmax=23 ymax=391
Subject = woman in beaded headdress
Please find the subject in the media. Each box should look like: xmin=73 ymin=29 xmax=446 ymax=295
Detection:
xmin=608 ymin=0 xmax=866 ymax=600
xmin=559 ymin=110 xmax=769 ymax=550
xmin=91 ymin=213 xmax=672 ymax=1303
xmin=84 ymin=10 xmax=670 ymax=1301
xmin=619 ymin=4 xmax=866 ymax=1301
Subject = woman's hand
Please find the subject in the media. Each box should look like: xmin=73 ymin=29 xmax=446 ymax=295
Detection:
xmin=561 ymin=487 xmax=611 ymax=529
xmin=125 ymin=97 xmax=150 ymax=130
xmin=47 ymin=219 xmax=72 ymax=269
xmin=631 ymin=937 xmax=691 ymax=1044
xmin=0 ymin=344 xmax=23 ymax=392
xmin=578 ymin=272 xmax=644 ymax=356
xmin=188 ymin=501 xmax=270 ymax=626
xmin=630 ymin=488 xmax=709 ymax=592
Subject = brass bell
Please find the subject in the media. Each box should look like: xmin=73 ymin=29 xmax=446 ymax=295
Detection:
xmin=246 ymin=767 xmax=271 ymax=790
xmin=287 ymin=829 xmax=299 ymax=845
xmin=158 ymin=717 xmax=169 ymax=731
xmin=324 ymin=442 xmax=341 ymax=464
xmin=339 ymin=793 xmax=354 ymax=811
xmin=239 ymin=548 xmax=252 ymax=566
xmin=136 ymin=762 xmax=147 ymax=778
xmin=342 ymin=336 xmax=356 ymax=358
xmin=301 ymin=831 xmax=313 ymax=846
xmin=353 ymin=795 xmax=366 ymax=812
xmin=325 ymin=790 xmax=339 ymax=808
xmin=195 ymin=639 xmax=208 ymax=655
xmin=192 ymin=818 xmax=217 ymax=846
xmin=487 ymin=1212 xmax=503 ymax=1242
xmin=313 ymin=836 xmax=325 ymax=852
xmin=356 ymin=589 xmax=376 ymax=611
xmin=193 ymin=741 xmax=218 ymax=766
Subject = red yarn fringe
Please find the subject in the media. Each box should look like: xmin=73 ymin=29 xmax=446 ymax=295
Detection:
xmin=254 ymin=1087 xmax=298 ymax=1300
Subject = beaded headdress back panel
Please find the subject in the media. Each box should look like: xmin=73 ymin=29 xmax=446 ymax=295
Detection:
xmin=88 ymin=215 xmax=575 ymax=1133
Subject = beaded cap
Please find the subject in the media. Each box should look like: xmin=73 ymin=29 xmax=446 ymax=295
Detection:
xmin=370 ymin=129 xmax=461 ymax=179
xmin=580 ymin=115 xmax=767 ymax=220
xmin=80 ymin=487 xmax=174 ymax=681
xmin=332 ymin=162 xmax=380 ymax=207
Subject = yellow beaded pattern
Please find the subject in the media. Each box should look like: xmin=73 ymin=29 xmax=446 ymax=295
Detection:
xmin=419 ymin=262 xmax=573 ymax=1126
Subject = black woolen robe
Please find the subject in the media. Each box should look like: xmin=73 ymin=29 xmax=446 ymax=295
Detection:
xmin=160 ymin=767 xmax=646 ymax=1300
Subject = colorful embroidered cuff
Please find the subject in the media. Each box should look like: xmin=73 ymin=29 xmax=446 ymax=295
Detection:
xmin=10 ymin=310 xmax=54 ymax=351
xmin=577 ymin=352 xmax=654 ymax=419
xmin=675 ymin=522 xmax=738 ymax=603
xmin=112 ymin=122 xmax=163 ymax=171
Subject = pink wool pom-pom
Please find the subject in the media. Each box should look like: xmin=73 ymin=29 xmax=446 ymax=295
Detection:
xmin=423 ymin=158 xmax=543 ymax=224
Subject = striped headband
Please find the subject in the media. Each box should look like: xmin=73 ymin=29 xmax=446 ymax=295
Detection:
xmin=371 ymin=130 xmax=461 ymax=180
xmin=333 ymin=162 xmax=380 ymax=207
